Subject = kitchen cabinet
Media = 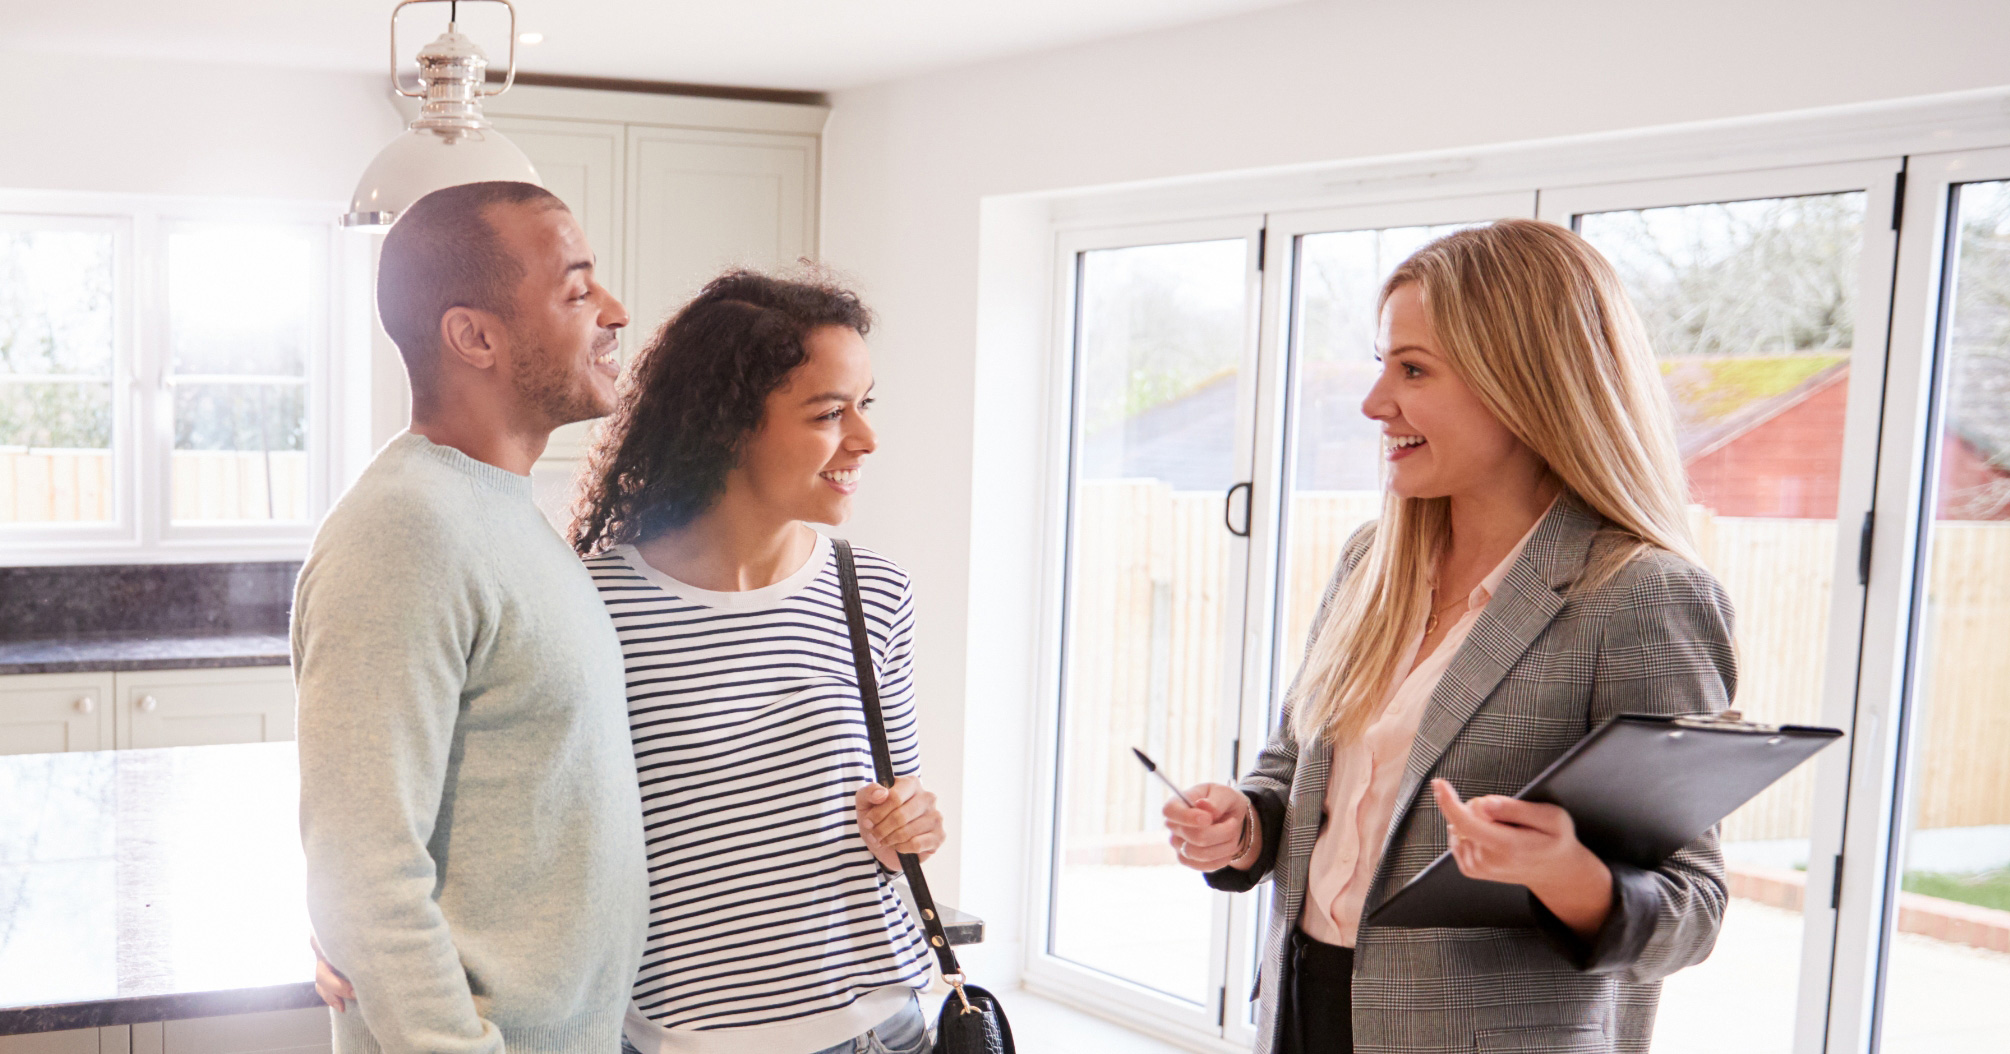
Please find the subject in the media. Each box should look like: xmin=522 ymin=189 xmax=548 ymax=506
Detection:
xmin=0 ymin=1008 xmax=330 ymax=1054
xmin=146 ymin=1007 xmax=330 ymax=1054
xmin=115 ymin=667 xmax=295 ymax=750
xmin=623 ymin=125 xmax=817 ymax=347
xmin=0 ymin=671 xmax=114 ymax=755
xmin=0 ymin=1027 xmax=110 ymax=1054
xmin=0 ymin=667 xmax=292 ymax=755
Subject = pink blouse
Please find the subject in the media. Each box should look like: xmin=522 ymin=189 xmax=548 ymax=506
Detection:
xmin=1298 ymin=514 xmax=1545 ymax=948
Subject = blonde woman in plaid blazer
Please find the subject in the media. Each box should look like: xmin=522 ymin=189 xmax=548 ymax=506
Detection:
xmin=1164 ymin=220 xmax=1735 ymax=1054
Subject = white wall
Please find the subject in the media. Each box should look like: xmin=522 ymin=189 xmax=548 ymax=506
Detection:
xmin=818 ymin=0 xmax=2010 ymax=978
xmin=0 ymin=50 xmax=402 ymax=201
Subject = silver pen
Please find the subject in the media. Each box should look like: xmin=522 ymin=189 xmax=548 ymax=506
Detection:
xmin=1131 ymin=747 xmax=1196 ymax=807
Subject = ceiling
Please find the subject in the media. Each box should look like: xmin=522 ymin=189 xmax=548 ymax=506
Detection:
xmin=2 ymin=0 xmax=1306 ymax=92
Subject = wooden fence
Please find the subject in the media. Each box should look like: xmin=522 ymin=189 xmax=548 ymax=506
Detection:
xmin=1061 ymin=481 xmax=2010 ymax=862
xmin=0 ymin=449 xmax=310 ymax=523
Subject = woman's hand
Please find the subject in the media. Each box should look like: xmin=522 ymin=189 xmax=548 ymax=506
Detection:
xmin=309 ymin=936 xmax=354 ymax=1012
xmin=856 ymin=776 xmax=944 ymax=872
xmin=1162 ymin=783 xmax=1260 ymax=872
xmin=1431 ymin=778 xmax=1614 ymax=940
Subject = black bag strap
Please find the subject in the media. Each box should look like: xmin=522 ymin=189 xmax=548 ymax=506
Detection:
xmin=833 ymin=538 xmax=966 ymax=982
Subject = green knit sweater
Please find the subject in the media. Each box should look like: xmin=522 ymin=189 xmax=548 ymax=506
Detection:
xmin=293 ymin=432 xmax=646 ymax=1054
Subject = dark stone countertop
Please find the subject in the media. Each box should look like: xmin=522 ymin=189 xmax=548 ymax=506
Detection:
xmin=0 ymin=743 xmax=983 ymax=1035
xmin=0 ymin=633 xmax=291 ymax=675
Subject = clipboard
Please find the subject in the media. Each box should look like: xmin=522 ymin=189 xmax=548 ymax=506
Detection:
xmin=1363 ymin=710 xmax=1843 ymax=929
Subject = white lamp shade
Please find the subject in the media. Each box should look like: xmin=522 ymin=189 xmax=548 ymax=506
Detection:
xmin=341 ymin=128 xmax=542 ymax=229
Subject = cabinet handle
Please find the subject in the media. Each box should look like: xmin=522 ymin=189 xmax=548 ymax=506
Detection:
xmin=75 ymin=696 xmax=95 ymax=714
xmin=137 ymin=695 xmax=159 ymax=713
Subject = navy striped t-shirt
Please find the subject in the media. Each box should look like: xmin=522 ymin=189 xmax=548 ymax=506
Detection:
xmin=587 ymin=534 xmax=933 ymax=1054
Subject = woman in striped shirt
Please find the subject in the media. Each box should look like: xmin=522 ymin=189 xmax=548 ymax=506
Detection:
xmin=567 ymin=269 xmax=944 ymax=1054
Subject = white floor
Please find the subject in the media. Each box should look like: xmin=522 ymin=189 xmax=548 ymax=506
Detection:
xmin=1657 ymin=901 xmax=2010 ymax=1053
xmin=1003 ymin=989 xmax=1192 ymax=1054
xmin=1030 ymin=868 xmax=2010 ymax=1052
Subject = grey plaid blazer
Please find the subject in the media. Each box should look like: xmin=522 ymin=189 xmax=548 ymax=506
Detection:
xmin=1209 ymin=495 xmax=1735 ymax=1054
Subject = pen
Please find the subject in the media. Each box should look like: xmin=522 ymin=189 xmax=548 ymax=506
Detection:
xmin=1131 ymin=747 xmax=1195 ymax=807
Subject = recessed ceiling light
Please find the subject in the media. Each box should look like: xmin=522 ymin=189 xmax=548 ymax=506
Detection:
xmin=518 ymin=31 xmax=544 ymax=44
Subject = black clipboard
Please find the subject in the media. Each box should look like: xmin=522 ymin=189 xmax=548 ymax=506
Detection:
xmin=1363 ymin=711 xmax=1842 ymax=929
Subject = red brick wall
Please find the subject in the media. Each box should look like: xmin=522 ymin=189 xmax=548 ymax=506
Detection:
xmin=1938 ymin=433 xmax=2010 ymax=520
xmin=1684 ymin=370 xmax=1850 ymax=518
xmin=1683 ymin=367 xmax=2010 ymax=520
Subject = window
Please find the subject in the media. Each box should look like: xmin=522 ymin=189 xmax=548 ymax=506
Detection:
xmin=1565 ymin=182 xmax=1882 ymax=1054
xmin=0 ymin=219 xmax=120 ymax=526
xmin=1273 ymin=217 xmax=1495 ymax=713
xmin=1877 ymin=169 xmax=2010 ymax=1051
xmin=166 ymin=224 xmax=317 ymax=524
xmin=0 ymin=196 xmax=333 ymax=559
xmin=1033 ymin=126 xmax=2010 ymax=1052
xmin=1042 ymin=223 xmax=1259 ymax=1033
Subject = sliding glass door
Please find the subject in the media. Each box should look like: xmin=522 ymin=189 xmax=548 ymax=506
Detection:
xmin=1866 ymin=148 xmax=2010 ymax=1053
xmin=1542 ymin=161 xmax=1904 ymax=1054
xmin=1035 ymin=152 xmax=2009 ymax=1054
xmin=1223 ymin=194 xmax=1537 ymax=1045
xmin=1039 ymin=218 xmax=1263 ymax=1035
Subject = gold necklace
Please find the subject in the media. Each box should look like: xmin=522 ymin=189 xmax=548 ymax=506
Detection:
xmin=1423 ymin=588 xmax=1469 ymax=635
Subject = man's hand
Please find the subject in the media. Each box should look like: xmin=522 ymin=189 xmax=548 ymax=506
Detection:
xmin=1162 ymin=782 xmax=1259 ymax=872
xmin=309 ymin=936 xmax=355 ymax=1012
xmin=856 ymin=776 xmax=944 ymax=872
xmin=1432 ymin=778 xmax=1614 ymax=940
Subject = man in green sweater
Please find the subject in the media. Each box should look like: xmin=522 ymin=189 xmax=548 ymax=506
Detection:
xmin=292 ymin=181 xmax=646 ymax=1054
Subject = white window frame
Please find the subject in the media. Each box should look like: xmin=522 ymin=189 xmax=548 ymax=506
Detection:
xmin=1014 ymin=90 xmax=2010 ymax=1054
xmin=0 ymin=189 xmax=346 ymax=564
xmin=1022 ymin=214 xmax=1265 ymax=1054
xmin=1539 ymin=159 xmax=1905 ymax=1054
xmin=1845 ymin=143 xmax=2010 ymax=1054
xmin=1220 ymin=190 xmax=1540 ymax=1049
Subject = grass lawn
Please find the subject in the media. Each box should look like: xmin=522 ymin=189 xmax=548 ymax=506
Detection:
xmin=1903 ymin=868 xmax=2010 ymax=912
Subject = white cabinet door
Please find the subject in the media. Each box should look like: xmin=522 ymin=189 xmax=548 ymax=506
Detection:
xmin=116 ymin=667 xmax=294 ymax=750
xmin=146 ymin=1006 xmax=330 ymax=1054
xmin=624 ymin=126 xmax=818 ymax=343
xmin=489 ymin=116 xmax=627 ymax=464
xmin=0 ymin=671 xmax=115 ymax=755
xmin=0 ymin=1027 xmax=104 ymax=1054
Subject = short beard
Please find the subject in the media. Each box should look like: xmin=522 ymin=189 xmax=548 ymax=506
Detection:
xmin=510 ymin=337 xmax=609 ymax=429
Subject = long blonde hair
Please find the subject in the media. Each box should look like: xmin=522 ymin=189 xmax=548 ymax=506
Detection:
xmin=1291 ymin=218 xmax=1696 ymax=747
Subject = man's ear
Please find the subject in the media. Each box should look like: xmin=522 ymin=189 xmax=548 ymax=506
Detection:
xmin=439 ymin=306 xmax=506 ymax=371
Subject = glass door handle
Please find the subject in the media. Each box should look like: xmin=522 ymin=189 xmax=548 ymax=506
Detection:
xmin=1224 ymin=481 xmax=1253 ymax=537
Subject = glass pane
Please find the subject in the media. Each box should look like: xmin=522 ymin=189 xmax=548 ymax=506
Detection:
xmin=1051 ymin=238 xmax=1247 ymax=1004
xmin=1580 ymin=192 xmax=1866 ymax=1054
xmin=1241 ymin=221 xmax=1477 ymax=1026
xmin=171 ymin=383 xmax=308 ymax=523
xmin=167 ymin=223 xmax=314 ymax=523
xmin=167 ymin=225 xmax=312 ymax=376
xmin=1881 ymin=178 xmax=2010 ymax=1051
xmin=1276 ymin=223 xmax=1475 ymax=702
xmin=0 ymin=227 xmax=116 ymax=524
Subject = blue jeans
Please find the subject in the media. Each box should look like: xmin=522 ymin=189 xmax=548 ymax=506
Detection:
xmin=621 ymin=996 xmax=930 ymax=1054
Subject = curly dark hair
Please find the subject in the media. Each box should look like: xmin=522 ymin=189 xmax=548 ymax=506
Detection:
xmin=568 ymin=268 xmax=874 ymax=555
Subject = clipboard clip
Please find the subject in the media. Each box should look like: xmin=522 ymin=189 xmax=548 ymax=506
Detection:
xmin=1670 ymin=709 xmax=1783 ymax=734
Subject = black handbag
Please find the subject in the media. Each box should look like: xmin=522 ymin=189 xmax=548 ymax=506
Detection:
xmin=834 ymin=539 xmax=1016 ymax=1054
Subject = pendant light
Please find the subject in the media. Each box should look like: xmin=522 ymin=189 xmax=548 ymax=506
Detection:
xmin=341 ymin=0 xmax=540 ymax=228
